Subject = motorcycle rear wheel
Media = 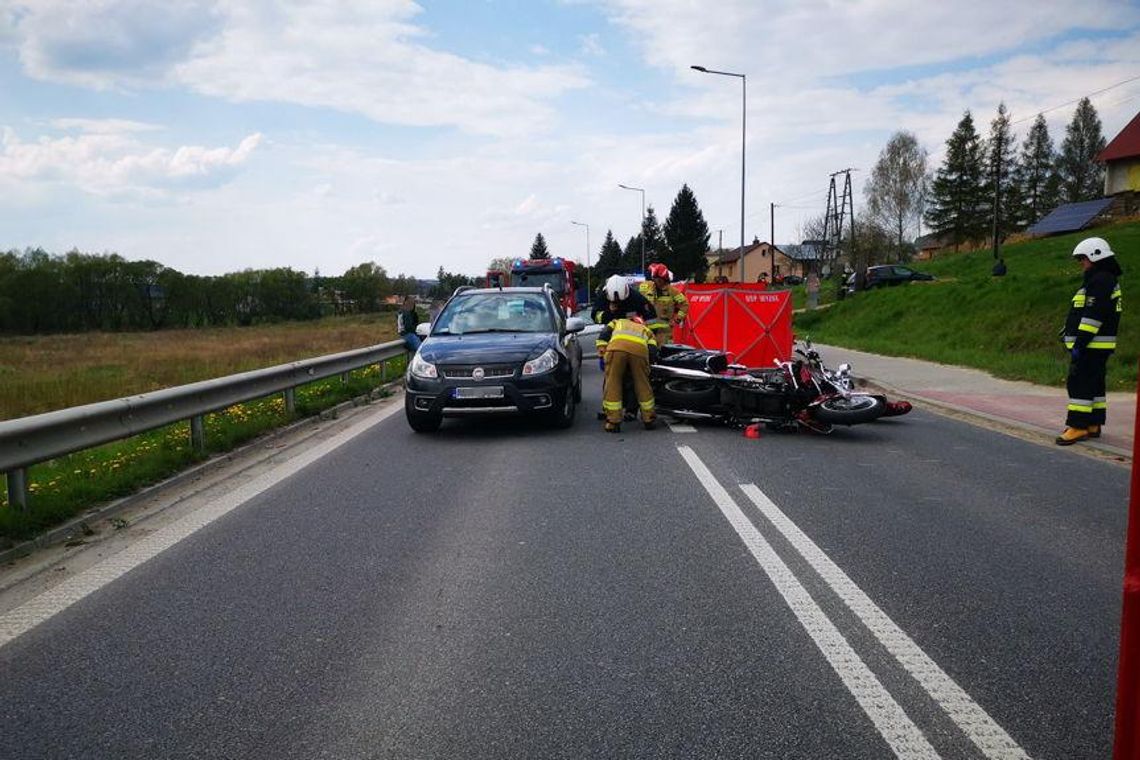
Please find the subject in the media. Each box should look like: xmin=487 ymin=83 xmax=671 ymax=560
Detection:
xmin=812 ymin=394 xmax=885 ymax=425
xmin=657 ymin=378 xmax=721 ymax=409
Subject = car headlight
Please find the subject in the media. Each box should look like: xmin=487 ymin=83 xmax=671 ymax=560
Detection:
xmin=522 ymin=348 xmax=558 ymax=376
xmin=409 ymin=352 xmax=438 ymax=379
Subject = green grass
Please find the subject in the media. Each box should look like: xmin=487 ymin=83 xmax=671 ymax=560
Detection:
xmin=791 ymin=220 xmax=1140 ymax=390
xmin=0 ymin=357 xmax=406 ymax=544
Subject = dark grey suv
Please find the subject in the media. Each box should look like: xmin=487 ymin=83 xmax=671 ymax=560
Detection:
xmin=847 ymin=265 xmax=934 ymax=292
xmin=404 ymin=286 xmax=586 ymax=432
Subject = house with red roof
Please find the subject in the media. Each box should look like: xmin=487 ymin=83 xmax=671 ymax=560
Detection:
xmin=1098 ymin=110 xmax=1140 ymax=202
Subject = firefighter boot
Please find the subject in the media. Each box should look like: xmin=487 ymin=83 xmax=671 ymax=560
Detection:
xmin=1087 ymin=425 xmax=1101 ymax=438
xmin=643 ymin=417 xmax=657 ymax=431
xmin=604 ymin=421 xmax=621 ymax=433
xmin=1055 ymin=427 xmax=1089 ymax=446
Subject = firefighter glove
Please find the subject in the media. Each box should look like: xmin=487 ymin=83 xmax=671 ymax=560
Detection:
xmin=598 ymin=357 xmax=605 ymax=371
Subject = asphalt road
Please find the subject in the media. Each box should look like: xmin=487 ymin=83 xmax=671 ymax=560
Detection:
xmin=0 ymin=364 xmax=1130 ymax=759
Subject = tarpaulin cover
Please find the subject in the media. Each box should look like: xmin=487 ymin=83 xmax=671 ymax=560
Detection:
xmin=672 ymin=283 xmax=792 ymax=368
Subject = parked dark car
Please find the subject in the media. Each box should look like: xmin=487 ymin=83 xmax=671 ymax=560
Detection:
xmin=404 ymin=286 xmax=585 ymax=432
xmin=846 ymin=265 xmax=934 ymax=293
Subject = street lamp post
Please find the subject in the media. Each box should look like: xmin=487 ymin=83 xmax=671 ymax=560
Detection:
xmin=617 ymin=183 xmax=646 ymax=274
xmin=570 ymin=220 xmax=590 ymax=303
xmin=692 ymin=65 xmax=746 ymax=283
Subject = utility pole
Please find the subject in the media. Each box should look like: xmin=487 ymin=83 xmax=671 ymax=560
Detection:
xmin=770 ymin=202 xmax=776 ymax=280
xmin=823 ymin=168 xmax=857 ymax=282
xmin=991 ymin=136 xmax=1002 ymax=262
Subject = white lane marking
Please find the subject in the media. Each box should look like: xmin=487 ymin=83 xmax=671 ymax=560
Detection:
xmin=739 ymin=483 xmax=1030 ymax=760
xmin=0 ymin=401 xmax=404 ymax=650
xmin=666 ymin=421 xmax=697 ymax=433
xmin=677 ymin=446 xmax=939 ymax=759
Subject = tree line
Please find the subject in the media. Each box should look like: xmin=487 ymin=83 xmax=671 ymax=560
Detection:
xmin=521 ymin=183 xmax=712 ymax=289
xmin=926 ymin=97 xmax=1107 ymax=252
xmin=820 ymin=96 xmax=1109 ymax=268
xmin=0 ymin=249 xmax=429 ymax=334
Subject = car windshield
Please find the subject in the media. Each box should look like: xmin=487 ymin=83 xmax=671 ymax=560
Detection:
xmin=433 ymin=293 xmax=554 ymax=335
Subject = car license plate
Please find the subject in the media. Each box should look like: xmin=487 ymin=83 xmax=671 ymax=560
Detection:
xmin=453 ymin=386 xmax=504 ymax=399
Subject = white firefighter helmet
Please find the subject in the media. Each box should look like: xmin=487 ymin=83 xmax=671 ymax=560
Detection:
xmin=1072 ymin=237 xmax=1115 ymax=262
xmin=604 ymin=274 xmax=629 ymax=301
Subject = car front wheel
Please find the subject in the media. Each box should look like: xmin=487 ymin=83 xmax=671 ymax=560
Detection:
xmin=547 ymin=387 xmax=577 ymax=428
xmin=405 ymin=395 xmax=442 ymax=432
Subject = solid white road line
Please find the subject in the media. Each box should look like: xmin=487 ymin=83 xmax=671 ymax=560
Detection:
xmin=666 ymin=421 xmax=697 ymax=433
xmin=739 ymin=483 xmax=1030 ymax=760
xmin=0 ymin=401 xmax=405 ymax=650
xmin=677 ymin=446 xmax=940 ymax=759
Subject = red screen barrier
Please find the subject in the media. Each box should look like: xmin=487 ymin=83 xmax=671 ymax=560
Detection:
xmin=1114 ymin=362 xmax=1140 ymax=759
xmin=673 ymin=283 xmax=793 ymax=368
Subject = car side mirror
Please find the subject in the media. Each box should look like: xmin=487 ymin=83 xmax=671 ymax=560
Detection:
xmin=415 ymin=322 xmax=431 ymax=338
xmin=565 ymin=317 xmax=587 ymax=334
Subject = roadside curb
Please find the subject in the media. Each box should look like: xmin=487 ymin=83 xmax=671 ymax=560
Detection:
xmin=857 ymin=376 xmax=1132 ymax=463
xmin=0 ymin=383 xmax=402 ymax=568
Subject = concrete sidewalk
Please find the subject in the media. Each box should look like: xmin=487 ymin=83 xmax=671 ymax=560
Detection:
xmin=815 ymin=344 xmax=1136 ymax=461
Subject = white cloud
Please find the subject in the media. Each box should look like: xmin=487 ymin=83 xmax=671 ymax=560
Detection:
xmin=0 ymin=126 xmax=262 ymax=197
xmin=6 ymin=0 xmax=222 ymax=89
xmin=577 ymin=33 xmax=604 ymax=57
xmin=4 ymin=1 xmax=591 ymax=136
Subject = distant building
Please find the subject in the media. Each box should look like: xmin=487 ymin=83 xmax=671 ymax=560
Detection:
xmin=777 ymin=241 xmax=826 ymax=278
xmin=1099 ymin=109 xmax=1140 ymax=203
xmin=704 ymin=237 xmax=778 ymax=282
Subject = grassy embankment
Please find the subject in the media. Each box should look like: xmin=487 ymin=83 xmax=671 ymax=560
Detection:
xmin=0 ymin=314 xmax=405 ymax=543
xmin=791 ymin=220 xmax=1140 ymax=392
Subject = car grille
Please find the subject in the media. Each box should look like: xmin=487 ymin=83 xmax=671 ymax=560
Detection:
xmin=440 ymin=364 xmax=516 ymax=380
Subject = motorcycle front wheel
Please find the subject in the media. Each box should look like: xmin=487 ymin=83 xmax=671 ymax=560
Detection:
xmin=812 ymin=394 xmax=885 ymax=425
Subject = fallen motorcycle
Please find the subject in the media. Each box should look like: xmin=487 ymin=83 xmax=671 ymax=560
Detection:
xmin=650 ymin=339 xmax=910 ymax=433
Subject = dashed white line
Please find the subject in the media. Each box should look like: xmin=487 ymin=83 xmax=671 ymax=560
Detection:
xmin=677 ymin=446 xmax=939 ymax=759
xmin=739 ymin=483 xmax=1030 ymax=760
xmin=0 ymin=401 xmax=404 ymax=649
xmin=666 ymin=421 xmax=697 ymax=433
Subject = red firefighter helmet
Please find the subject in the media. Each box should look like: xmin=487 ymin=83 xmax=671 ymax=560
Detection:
xmin=647 ymin=262 xmax=670 ymax=281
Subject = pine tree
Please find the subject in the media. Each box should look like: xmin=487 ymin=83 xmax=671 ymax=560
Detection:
xmin=1012 ymin=113 xmax=1061 ymax=227
xmin=1057 ymin=97 xmax=1107 ymax=203
xmin=529 ymin=233 xmax=550 ymax=259
xmin=663 ymin=184 xmax=711 ymax=281
xmin=981 ymin=102 xmax=1021 ymax=240
xmin=620 ymin=235 xmax=642 ymax=273
xmin=924 ymin=110 xmax=987 ymax=251
xmin=594 ymin=230 xmax=624 ymax=280
xmin=640 ymin=205 xmax=666 ymax=270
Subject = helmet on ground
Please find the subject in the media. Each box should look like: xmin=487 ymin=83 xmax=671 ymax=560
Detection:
xmin=604 ymin=274 xmax=629 ymax=301
xmin=648 ymin=262 xmax=670 ymax=281
xmin=1072 ymin=237 xmax=1115 ymax=262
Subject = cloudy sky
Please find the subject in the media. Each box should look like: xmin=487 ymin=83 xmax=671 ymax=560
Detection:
xmin=2 ymin=0 xmax=1139 ymax=279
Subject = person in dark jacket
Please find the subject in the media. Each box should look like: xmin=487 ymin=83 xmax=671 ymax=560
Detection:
xmin=396 ymin=295 xmax=424 ymax=353
xmin=1057 ymin=237 xmax=1123 ymax=445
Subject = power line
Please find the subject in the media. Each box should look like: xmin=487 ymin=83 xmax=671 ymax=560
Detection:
xmin=1011 ymin=73 xmax=1140 ymax=125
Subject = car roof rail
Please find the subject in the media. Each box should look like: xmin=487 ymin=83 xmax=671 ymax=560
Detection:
xmin=453 ymin=284 xmax=475 ymax=297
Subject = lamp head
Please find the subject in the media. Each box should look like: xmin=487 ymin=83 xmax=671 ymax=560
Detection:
xmin=691 ymin=65 xmax=708 ymax=72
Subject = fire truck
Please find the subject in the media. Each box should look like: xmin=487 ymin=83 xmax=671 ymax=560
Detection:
xmin=486 ymin=258 xmax=578 ymax=315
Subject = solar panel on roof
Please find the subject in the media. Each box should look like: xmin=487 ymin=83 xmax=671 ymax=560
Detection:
xmin=1026 ymin=197 xmax=1114 ymax=236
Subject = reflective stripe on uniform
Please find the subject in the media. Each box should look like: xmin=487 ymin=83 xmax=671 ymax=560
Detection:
xmin=1088 ymin=335 xmax=1117 ymax=349
xmin=1079 ymin=317 xmax=1102 ymax=332
xmin=602 ymin=399 xmax=623 ymax=411
xmin=1093 ymin=397 xmax=1107 ymax=410
xmin=1068 ymin=397 xmax=1094 ymax=413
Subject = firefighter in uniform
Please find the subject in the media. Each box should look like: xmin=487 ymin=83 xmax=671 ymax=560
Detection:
xmin=596 ymin=309 xmax=658 ymax=433
xmin=591 ymin=274 xmax=656 ymax=326
xmin=1057 ymin=237 xmax=1123 ymax=445
xmin=638 ymin=263 xmax=689 ymax=347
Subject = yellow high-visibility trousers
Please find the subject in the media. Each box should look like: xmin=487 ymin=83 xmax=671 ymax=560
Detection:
xmin=602 ymin=349 xmax=655 ymax=424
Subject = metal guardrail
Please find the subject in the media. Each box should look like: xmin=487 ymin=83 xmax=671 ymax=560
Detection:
xmin=0 ymin=340 xmax=409 ymax=510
